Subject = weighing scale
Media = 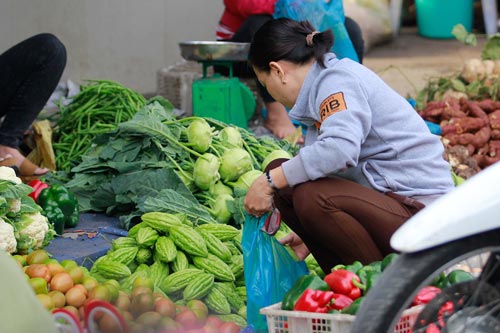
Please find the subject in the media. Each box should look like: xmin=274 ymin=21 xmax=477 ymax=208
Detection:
xmin=179 ymin=41 xmax=256 ymax=129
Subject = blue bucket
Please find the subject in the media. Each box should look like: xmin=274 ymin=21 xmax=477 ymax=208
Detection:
xmin=416 ymin=0 xmax=474 ymax=38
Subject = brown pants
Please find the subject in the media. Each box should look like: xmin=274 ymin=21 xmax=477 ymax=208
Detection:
xmin=268 ymin=159 xmax=424 ymax=274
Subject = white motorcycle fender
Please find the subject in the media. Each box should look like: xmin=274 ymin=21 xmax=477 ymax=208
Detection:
xmin=391 ymin=162 xmax=500 ymax=253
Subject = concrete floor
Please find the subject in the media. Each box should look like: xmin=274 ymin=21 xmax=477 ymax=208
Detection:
xmin=363 ymin=27 xmax=487 ymax=100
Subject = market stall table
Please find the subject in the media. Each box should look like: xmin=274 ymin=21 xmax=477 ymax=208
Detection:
xmin=44 ymin=213 xmax=125 ymax=269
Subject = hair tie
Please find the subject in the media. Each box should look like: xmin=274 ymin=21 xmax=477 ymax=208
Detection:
xmin=306 ymin=31 xmax=319 ymax=46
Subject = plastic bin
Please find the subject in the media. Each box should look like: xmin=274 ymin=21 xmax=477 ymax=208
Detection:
xmin=415 ymin=0 xmax=474 ymax=38
xmin=260 ymin=302 xmax=424 ymax=333
xmin=192 ymin=75 xmax=255 ymax=129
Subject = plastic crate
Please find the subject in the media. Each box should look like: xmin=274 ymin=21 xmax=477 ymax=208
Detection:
xmin=260 ymin=303 xmax=424 ymax=333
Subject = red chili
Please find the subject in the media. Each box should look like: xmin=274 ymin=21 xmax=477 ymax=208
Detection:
xmin=293 ymin=289 xmax=335 ymax=313
xmin=411 ymin=286 xmax=441 ymax=306
xmin=323 ymin=269 xmax=364 ymax=300
xmin=28 ymin=179 xmax=49 ymax=203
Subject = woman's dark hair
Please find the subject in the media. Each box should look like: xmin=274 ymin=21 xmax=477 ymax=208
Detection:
xmin=248 ymin=18 xmax=334 ymax=72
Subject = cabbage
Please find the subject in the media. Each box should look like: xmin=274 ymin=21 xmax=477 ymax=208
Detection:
xmin=219 ymin=126 xmax=243 ymax=148
xmin=193 ymin=153 xmax=220 ymax=191
xmin=219 ymin=148 xmax=253 ymax=183
xmin=211 ymin=181 xmax=233 ymax=197
xmin=228 ymin=170 xmax=263 ymax=195
xmin=209 ymin=194 xmax=234 ymax=224
xmin=261 ymin=149 xmax=292 ymax=171
xmin=186 ymin=118 xmax=213 ymax=153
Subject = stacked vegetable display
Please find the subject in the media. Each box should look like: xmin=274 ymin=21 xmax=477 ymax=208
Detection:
xmin=0 ymin=166 xmax=55 ymax=254
xmin=11 ymin=248 xmax=243 ymax=333
xmin=415 ymin=31 xmax=500 ymax=177
xmin=52 ymin=97 xmax=296 ymax=229
xmin=89 ymin=210 xmax=248 ymax=330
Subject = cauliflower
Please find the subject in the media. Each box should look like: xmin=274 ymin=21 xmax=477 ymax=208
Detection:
xmin=0 ymin=166 xmax=22 ymax=184
xmin=15 ymin=212 xmax=54 ymax=253
xmin=8 ymin=199 xmax=21 ymax=214
xmin=0 ymin=217 xmax=17 ymax=254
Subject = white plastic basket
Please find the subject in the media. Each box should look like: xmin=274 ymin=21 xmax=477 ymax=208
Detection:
xmin=260 ymin=302 xmax=424 ymax=333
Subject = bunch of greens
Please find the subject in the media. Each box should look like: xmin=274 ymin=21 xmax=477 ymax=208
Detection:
xmin=53 ymin=80 xmax=147 ymax=171
xmin=51 ymin=97 xmax=297 ymax=229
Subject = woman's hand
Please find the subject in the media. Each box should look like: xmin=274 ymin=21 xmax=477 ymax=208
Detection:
xmin=244 ymin=174 xmax=274 ymax=217
xmin=278 ymin=232 xmax=310 ymax=260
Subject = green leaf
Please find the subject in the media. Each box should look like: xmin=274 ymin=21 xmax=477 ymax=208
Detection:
xmin=482 ymin=34 xmax=500 ymax=60
xmin=452 ymin=24 xmax=477 ymax=46
xmin=141 ymin=189 xmax=216 ymax=224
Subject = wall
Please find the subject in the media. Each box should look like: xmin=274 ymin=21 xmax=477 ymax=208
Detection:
xmin=0 ymin=0 xmax=223 ymax=94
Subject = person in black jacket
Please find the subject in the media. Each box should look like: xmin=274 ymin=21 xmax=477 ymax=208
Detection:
xmin=0 ymin=33 xmax=66 ymax=177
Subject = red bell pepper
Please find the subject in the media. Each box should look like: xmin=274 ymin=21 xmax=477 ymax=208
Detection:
xmin=293 ymin=289 xmax=336 ymax=313
xmin=323 ymin=269 xmax=365 ymax=300
xmin=411 ymin=286 xmax=441 ymax=306
xmin=328 ymin=293 xmax=354 ymax=311
xmin=28 ymin=179 xmax=49 ymax=203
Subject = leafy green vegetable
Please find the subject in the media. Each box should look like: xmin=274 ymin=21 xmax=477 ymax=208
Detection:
xmin=482 ymin=34 xmax=500 ymax=60
xmin=452 ymin=24 xmax=477 ymax=46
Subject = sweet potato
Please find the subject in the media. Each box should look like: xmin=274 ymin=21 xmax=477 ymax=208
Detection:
xmin=440 ymin=116 xmax=486 ymax=135
xmin=489 ymin=140 xmax=500 ymax=157
xmin=466 ymin=101 xmax=489 ymax=124
xmin=441 ymin=99 xmax=467 ymax=120
xmin=478 ymin=99 xmax=500 ymax=113
xmin=491 ymin=129 xmax=500 ymax=140
xmin=474 ymin=154 xmax=500 ymax=168
xmin=488 ymin=110 xmax=500 ymax=129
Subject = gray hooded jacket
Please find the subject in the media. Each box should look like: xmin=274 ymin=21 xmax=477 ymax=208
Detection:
xmin=282 ymin=53 xmax=454 ymax=204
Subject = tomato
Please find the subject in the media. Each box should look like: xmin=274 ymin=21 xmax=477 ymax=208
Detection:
xmin=114 ymin=291 xmax=131 ymax=311
xmin=136 ymin=311 xmax=162 ymax=328
xmin=65 ymin=285 xmax=87 ymax=307
xmin=26 ymin=263 xmax=51 ymax=282
xmin=82 ymin=276 xmax=99 ymax=292
xmin=176 ymin=309 xmax=204 ymax=330
xmin=219 ymin=322 xmax=241 ymax=333
xmin=205 ymin=315 xmax=223 ymax=329
xmin=99 ymin=312 xmax=125 ymax=333
xmin=46 ymin=262 xmax=65 ymax=276
xmin=36 ymin=294 xmax=55 ymax=310
xmin=187 ymin=299 xmax=209 ymax=321
xmin=67 ymin=266 xmax=84 ymax=284
xmin=26 ymin=249 xmax=50 ymax=265
xmin=154 ymin=297 xmax=176 ymax=318
xmin=88 ymin=285 xmax=112 ymax=302
xmin=29 ymin=277 xmax=48 ymax=294
xmin=48 ymin=290 xmax=66 ymax=308
xmin=50 ymin=272 xmax=74 ymax=293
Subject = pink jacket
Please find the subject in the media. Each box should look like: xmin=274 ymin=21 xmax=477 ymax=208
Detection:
xmin=216 ymin=0 xmax=276 ymax=40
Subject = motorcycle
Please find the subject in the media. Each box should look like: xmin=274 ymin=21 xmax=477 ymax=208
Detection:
xmin=351 ymin=161 xmax=500 ymax=333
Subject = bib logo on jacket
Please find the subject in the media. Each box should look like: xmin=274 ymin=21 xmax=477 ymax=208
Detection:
xmin=320 ymin=92 xmax=347 ymax=122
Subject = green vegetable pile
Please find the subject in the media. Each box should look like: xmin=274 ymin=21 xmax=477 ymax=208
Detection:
xmin=51 ymin=97 xmax=297 ymax=229
xmin=53 ymin=80 xmax=147 ymax=171
xmin=90 ymin=211 xmax=248 ymax=326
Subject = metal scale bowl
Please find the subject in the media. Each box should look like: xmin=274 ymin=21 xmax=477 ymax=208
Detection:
xmin=179 ymin=41 xmax=256 ymax=129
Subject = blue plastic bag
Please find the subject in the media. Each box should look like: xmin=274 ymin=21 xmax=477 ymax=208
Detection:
xmin=242 ymin=213 xmax=309 ymax=333
xmin=273 ymin=0 xmax=359 ymax=62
